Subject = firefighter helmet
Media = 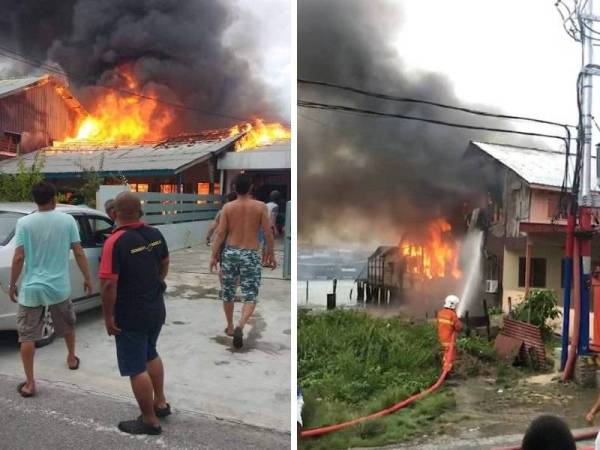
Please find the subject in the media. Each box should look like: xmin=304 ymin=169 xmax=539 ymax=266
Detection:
xmin=444 ymin=295 xmax=460 ymax=310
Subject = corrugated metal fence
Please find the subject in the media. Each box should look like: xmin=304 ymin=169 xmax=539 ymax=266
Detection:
xmin=139 ymin=192 xmax=220 ymax=225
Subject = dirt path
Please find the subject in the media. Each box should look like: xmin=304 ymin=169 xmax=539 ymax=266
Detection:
xmin=392 ymin=374 xmax=599 ymax=449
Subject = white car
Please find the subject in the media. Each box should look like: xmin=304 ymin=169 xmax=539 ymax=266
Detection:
xmin=0 ymin=203 xmax=114 ymax=346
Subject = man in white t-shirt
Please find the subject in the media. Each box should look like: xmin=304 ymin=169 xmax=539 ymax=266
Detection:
xmin=265 ymin=190 xmax=280 ymax=237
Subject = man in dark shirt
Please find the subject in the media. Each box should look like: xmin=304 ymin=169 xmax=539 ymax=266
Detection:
xmin=99 ymin=192 xmax=170 ymax=435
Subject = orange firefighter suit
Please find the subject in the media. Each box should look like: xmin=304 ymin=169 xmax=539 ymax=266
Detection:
xmin=436 ymin=307 xmax=462 ymax=372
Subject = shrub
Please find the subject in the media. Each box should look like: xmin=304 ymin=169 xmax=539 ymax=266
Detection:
xmin=512 ymin=289 xmax=560 ymax=339
xmin=0 ymin=155 xmax=45 ymax=201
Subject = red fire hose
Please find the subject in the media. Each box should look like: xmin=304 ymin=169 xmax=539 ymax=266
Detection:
xmin=300 ymin=335 xmax=455 ymax=438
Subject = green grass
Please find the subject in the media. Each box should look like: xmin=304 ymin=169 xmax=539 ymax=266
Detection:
xmin=298 ymin=310 xmax=456 ymax=449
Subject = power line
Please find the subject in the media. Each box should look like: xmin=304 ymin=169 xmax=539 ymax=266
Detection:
xmin=298 ymin=78 xmax=577 ymax=131
xmin=0 ymin=46 xmax=250 ymax=124
xmin=298 ymin=99 xmax=571 ymax=143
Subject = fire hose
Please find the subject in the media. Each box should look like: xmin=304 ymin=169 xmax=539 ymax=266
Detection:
xmin=300 ymin=334 xmax=455 ymax=438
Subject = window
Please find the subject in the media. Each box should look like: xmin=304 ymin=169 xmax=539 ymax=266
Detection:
xmin=86 ymin=216 xmax=114 ymax=247
xmin=160 ymin=184 xmax=178 ymax=193
xmin=197 ymin=182 xmax=220 ymax=195
xmin=70 ymin=215 xmax=88 ymax=246
xmin=0 ymin=211 xmax=26 ymax=245
xmin=518 ymin=257 xmax=547 ymax=288
xmin=130 ymin=183 xmax=149 ymax=192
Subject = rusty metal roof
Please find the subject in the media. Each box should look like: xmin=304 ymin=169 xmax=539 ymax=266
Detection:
xmin=0 ymin=133 xmax=242 ymax=177
xmin=499 ymin=317 xmax=546 ymax=367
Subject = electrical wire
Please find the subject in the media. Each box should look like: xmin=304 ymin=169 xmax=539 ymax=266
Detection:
xmin=298 ymin=79 xmax=577 ymax=131
xmin=298 ymin=99 xmax=571 ymax=143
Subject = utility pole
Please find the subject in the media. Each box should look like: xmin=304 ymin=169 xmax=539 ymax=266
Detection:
xmin=579 ymin=0 xmax=594 ymax=356
xmin=556 ymin=0 xmax=600 ymax=374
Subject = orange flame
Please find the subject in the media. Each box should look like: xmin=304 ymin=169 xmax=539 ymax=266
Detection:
xmin=400 ymin=219 xmax=461 ymax=280
xmin=54 ymin=67 xmax=174 ymax=146
xmin=230 ymin=119 xmax=290 ymax=152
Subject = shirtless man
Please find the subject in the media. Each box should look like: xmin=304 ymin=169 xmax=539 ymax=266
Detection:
xmin=210 ymin=174 xmax=276 ymax=348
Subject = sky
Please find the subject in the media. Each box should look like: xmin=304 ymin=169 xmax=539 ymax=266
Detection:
xmin=395 ymin=0 xmax=587 ymax=128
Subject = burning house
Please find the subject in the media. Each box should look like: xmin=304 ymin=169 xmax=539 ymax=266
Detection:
xmin=358 ymin=219 xmax=462 ymax=313
xmin=0 ymin=75 xmax=85 ymax=156
xmin=0 ymin=72 xmax=291 ymax=202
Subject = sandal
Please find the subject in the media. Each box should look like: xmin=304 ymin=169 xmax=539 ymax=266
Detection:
xmin=68 ymin=356 xmax=80 ymax=370
xmin=17 ymin=382 xmax=34 ymax=398
xmin=233 ymin=326 xmax=243 ymax=349
xmin=118 ymin=417 xmax=162 ymax=435
xmin=224 ymin=328 xmax=234 ymax=337
xmin=155 ymin=403 xmax=172 ymax=418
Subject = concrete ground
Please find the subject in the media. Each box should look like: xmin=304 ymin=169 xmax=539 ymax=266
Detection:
xmin=0 ymin=242 xmax=291 ymax=448
xmin=0 ymin=373 xmax=288 ymax=450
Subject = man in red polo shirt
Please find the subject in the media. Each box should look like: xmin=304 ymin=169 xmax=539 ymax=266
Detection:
xmin=99 ymin=191 xmax=170 ymax=435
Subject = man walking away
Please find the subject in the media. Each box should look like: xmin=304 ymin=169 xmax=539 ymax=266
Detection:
xmin=266 ymin=190 xmax=280 ymax=237
xmin=9 ymin=181 xmax=93 ymax=397
xmin=210 ymin=174 xmax=276 ymax=349
xmin=99 ymin=192 xmax=170 ymax=435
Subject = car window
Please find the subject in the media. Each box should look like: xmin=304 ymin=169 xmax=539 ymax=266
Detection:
xmin=87 ymin=216 xmax=114 ymax=247
xmin=68 ymin=214 xmax=90 ymax=247
xmin=0 ymin=211 xmax=26 ymax=245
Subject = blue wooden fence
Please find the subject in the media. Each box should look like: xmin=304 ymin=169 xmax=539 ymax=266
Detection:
xmin=138 ymin=192 xmax=221 ymax=225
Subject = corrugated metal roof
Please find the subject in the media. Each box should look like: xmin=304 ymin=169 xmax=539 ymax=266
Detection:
xmin=0 ymin=74 xmax=86 ymax=116
xmin=470 ymin=141 xmax=597 ymax=190
xmin=0 ymin=75 xmax=49 ymax=99
xmin=0 ymin=134 xmax=240 ymax=177
xmin=218 ymin=139 xmax=291 ymax=170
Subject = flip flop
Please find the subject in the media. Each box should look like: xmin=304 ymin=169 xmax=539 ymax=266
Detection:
xmin=224 ymin=328 xmax=234 ymax=337
xmin=233 ymin=326 xmax=243 ymax=349
xmin=118 ymin=417 xmax=162 ymax=435
xmin=68 ymin=356 xmax=80 ymax=370
xmin=155 ymin=403 xmax=172 ymax=418
xmin=138 ymin=403 xmax=172 ymax=421
xmin=17 ymin=382 xmax=34 ymax=398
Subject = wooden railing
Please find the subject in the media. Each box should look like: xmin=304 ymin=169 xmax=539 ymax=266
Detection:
xmin=138 ymin=192 xmax=221 ymax=225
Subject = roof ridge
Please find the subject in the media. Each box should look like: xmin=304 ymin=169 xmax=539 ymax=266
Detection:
xmin=471 ymin=140 xmax=565 ymax=155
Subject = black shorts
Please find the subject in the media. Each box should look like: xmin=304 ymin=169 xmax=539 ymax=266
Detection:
xmin=115 ymin=324 xmax=162 ymax=377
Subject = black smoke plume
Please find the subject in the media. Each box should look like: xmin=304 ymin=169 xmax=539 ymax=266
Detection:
xmin=298 ymin=0 xmax=553 ymax=244
xmin=0 ymin=0 xmax=279 ymax=130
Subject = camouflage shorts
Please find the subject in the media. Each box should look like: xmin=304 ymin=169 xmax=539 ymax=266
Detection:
xmin=221 ymin=246 xmax=261 ymax=303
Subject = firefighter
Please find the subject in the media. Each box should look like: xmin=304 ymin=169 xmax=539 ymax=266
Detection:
xmin=436 ymin=294 xmax=462 ymax=372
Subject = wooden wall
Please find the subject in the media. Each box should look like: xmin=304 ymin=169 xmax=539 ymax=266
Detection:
xmin=0 ymin=80 xmax=79 ymax=153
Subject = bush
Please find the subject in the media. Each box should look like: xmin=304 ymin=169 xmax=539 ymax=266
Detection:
xmin=457 ymin=336 xmax=497 ymax=362
xmin=512 ymin=289 xmax=560 ymax=338
xmin=0 ymin=155 xmax=45 ymax=201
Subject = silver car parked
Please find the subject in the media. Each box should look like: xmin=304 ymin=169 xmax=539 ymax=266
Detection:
xmin=0 ymin=203 xmax=113 ymax=346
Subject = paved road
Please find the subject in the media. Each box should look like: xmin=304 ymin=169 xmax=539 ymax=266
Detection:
xmin=0 ymin=243 xmax=291 ymax=448
xmin=0 ymin=245 xmax=291 ymax=431
xmin=0 ymin=373 xmax=289 ymax=450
